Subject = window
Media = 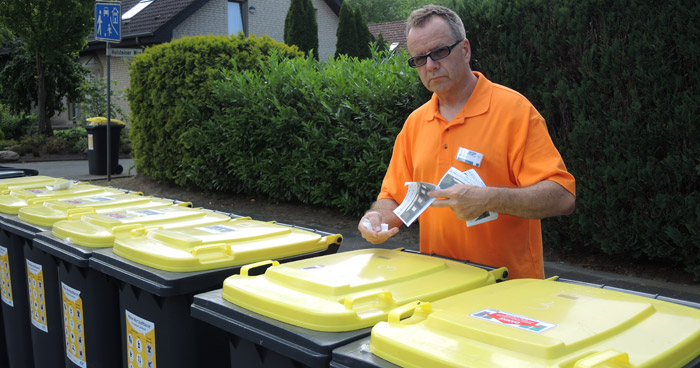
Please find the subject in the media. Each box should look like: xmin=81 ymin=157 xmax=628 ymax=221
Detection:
xmin=123 ymin=0 xmax=155 ymax=21
xmin=228 ymin=1 xmax=243 ymax=36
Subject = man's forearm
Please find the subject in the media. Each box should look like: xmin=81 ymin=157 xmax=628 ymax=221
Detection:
xmin=485 ymin=180 xmax=575 ymax=219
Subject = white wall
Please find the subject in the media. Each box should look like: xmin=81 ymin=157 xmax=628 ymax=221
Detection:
xmin=247 ymin=0 xmax=338 ymax=61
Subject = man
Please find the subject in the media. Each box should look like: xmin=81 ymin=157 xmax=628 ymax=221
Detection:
xmin=357 ymin=5 xmax=576 ymax=279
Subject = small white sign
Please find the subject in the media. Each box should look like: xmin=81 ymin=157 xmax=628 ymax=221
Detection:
xmin=108 ymin=48 xmax=143 ymax=57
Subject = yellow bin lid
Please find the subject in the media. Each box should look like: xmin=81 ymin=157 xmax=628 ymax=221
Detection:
xmin=0 ymin=184 xmax=124 ymax=214
xmin=222 ymin=248 xmax=508 ymax=332
xmin=51 ymin=206 xmax=231 ymax=248
xmin=112 ymin=217 xmax=343 ymax=272
xmin=370 ymin=278 xmax=700 ymax=368
xmin=17 ymin=193 xmax=178 ymax=227
xmin=0 ymin=176 xmax=71 ymax=192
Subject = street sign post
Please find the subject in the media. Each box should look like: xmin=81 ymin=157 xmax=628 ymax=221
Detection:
xmin=95 ymin=2 xmax=122 ymax=42
xmin=95 ymin=2 xmax=121 ymax=180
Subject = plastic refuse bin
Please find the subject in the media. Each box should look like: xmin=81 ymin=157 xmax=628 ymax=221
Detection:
xmin=51 ymin=206 xmax=233 ymax=248
xmin=365 ymin=278 xmax=700 ymax=368
xmin=190 ymin=248 xmax=508 ymax=368
xmin=0 ymin=175 xmax=70 ymax=193
xmin=0 ymin=182 xmax=125 ymax=368
xmin=0 ymin=183 xmax=125 ymax=215
xmin=89 ymin=218 xmax=342 ymax=368
xmin=32 ymin=206 xmax=230 ymax=368
xmin=0 ymin=175 xmax=67 ymax=368
xmin=18 ymin=193 xmax=178 ymax=228
xmin=86 ymin=117 xmax=125 ymax=175
xmin=30 ymin=202 xmax=224 ymax=368
xmin=0 ymin=165 xmax=39 ymax=179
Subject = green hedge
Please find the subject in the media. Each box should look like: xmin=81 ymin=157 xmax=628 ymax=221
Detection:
xmin=459 ymin=0 xmax=700 ymax=277
xmin=128 ymin=34 xmax=304 ymax=182
xmin=129 ymin=1 xmax=700 ymax=279
xmin=178 ymin=51 xmax=429 ymax=215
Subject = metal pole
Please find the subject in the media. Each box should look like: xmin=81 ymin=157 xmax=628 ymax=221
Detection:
xmin=106 ymin=42 xmax=112 ymax=181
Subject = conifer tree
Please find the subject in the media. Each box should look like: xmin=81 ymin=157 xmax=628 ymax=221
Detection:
xmin=335 ymin=2 xmax=357 ymax=58
xmin=353 ymin=7 xmax=372 ymax=59
xmin=284 ymin=0 xmax=319 ymax=59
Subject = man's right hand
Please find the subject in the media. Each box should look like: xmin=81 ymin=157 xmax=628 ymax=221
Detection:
xmin=358 ymin=210 xmax=400 ymax=244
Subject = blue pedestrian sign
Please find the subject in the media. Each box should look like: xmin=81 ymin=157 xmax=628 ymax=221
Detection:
xmin=95 ymin=2 xmax=121 ymax=42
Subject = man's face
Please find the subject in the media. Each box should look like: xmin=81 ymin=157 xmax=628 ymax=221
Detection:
xmin=407 ymin=17 xmax=470 ymax=94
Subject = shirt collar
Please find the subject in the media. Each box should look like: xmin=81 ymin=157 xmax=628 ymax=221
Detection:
xmin=426 ymin=71 xmax=492 ymax=124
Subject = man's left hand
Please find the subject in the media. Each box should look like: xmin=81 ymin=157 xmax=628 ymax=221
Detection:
xmin=428 ymin=185 xmax=489 ymax=221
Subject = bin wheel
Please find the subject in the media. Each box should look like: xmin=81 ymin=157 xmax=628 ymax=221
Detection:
xmin=114 ymin=165 xmax=123 ymax=174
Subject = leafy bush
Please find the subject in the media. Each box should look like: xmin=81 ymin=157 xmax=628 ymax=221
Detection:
xmin=20 ymin=134 xmax=46 ymax=157
xmin=54 ymin=127 xmax=88 ymax=153
xmin=128 ymin=34 xmax=304 ymax=182
xmin=43 ymin=136 xmax=69 ymax=154
xmin=0 ymin=139 xmax=19 ymax=151
xmin=0 ymin=104 xmax=35 ymax=140
xmin=177 ymin=49 xmax=428 ymax=215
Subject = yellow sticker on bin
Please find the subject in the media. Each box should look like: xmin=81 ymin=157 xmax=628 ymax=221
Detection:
xmin=0 ymin=184 xmax=124 ymax=214
xmin=51 ymin=206 xmax=231 ymax=248
xmin=369 ymin=278 xmax=700 ymax=368
xmin=112 ymin=217 xmax=342 ymax=272
xmin=222 ymin=248 xmax=508 ymax=332
xmin=18 ymin=193 xmax=175 ymax=227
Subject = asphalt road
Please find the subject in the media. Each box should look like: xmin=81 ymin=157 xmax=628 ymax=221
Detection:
xmin=4 ymin=158 xmax=700 ymax=305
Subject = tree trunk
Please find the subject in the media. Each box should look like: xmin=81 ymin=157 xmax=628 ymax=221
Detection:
xmin=36 ymin=54 xmax=52 ymax=135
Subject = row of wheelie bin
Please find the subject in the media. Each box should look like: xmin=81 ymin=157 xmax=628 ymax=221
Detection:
xmin=0 ymin=174 xmax=698 ymax=368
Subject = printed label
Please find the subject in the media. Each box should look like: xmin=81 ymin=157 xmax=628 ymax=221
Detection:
xmin=26 ymin=259 xmax=48 ymax=332
xmin=103 ymin=212 xmax=131 ymax=219
xmin=62 ymin=197 xmax=114 ymax=204
xmin=456 ymin=147 xmax=484 ymax=167
xmin=26 ymin=188 xmax=47 ymax=194
xmin=196 ymin=225 xmax=237 ymax=234
xmin=127 ymin=209 xmax=164 ymax=217
xmin=103 ymin=209 xmax=164 ymax=220
xmin=87 ymin=134 xmax=94 ymax=150
xmin=62 ymin=282 xmax=87 ymax=367
xmin=0 ymin=246 xmax=13 ymax=306
xmin=125 ymin=310 xmax=156 ymax=368
xmin=470 ymin=309 xmax=556 ymax=333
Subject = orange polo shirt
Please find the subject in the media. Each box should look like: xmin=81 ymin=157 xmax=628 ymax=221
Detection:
xmin=378 ymin=72 xmax=575 ymax=279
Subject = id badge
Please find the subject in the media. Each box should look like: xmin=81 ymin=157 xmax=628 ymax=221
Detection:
xmin=456 ymin=147 xmax=484 ymax=167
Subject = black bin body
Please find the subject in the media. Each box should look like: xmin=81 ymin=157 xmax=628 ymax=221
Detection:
xmin=2 ymin=217 xmax=65 ymax=367
xmin=330 ymin=337 xmax=399 ymax=368
xmin=86 ymin=124 xmax=124 ymax=175
xmin=89 ymin=242 xmax=338 ymax=368
xmin=34 ymin=231 xmax=122 ymax=368
xmin=0 ymin=222 xmax=34 ymax=367
xmin=191 ymin=290 xmax=370 ymax=368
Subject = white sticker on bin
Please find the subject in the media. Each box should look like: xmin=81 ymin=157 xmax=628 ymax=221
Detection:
xmin=196 ymin=225 xmax=238 ymax=234
xmin=126 ymin=209 xmax=164 ymax=217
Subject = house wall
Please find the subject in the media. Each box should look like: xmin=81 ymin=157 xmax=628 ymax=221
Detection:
xmin=247 ymin=0 xmax=338 ymax=61
xmin=67 ymin=0 xmax=339 ymax=127
xmin=172 ymin=0 xmax=228 ymax=39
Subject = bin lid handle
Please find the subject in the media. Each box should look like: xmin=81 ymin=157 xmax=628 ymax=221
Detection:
xmin=574 ymin=349 xmax=630 ymax=368
xmin=241 ymin=260 xmax=279 ymax=277
xmin=387 ymin=301 xmax=432 ymax=326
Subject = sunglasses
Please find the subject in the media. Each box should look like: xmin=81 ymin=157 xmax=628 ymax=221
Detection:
xmin=407 ymin=40 xmax=463 ymax=68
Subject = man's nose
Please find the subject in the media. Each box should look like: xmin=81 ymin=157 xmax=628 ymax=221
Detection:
xmin=425 ymin=56 xmax=440 ymax=70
